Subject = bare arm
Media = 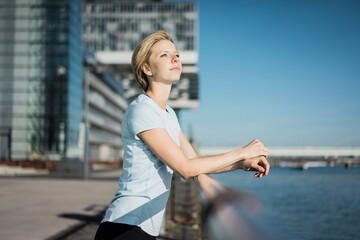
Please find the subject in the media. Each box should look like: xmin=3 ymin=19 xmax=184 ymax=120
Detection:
xmin=179 ymin=131 xmax=269 ymax=177
xmin=139 ymin=129 xmax=269 ymax=179
xmin=179 ymin=131 xmax=243 ymax=174
xmin=179 ymin=130 xmax=198 ymax=159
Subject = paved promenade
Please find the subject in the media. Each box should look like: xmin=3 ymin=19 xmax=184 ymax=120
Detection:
xmin=0 ymin=169 xmax=122 ymax=240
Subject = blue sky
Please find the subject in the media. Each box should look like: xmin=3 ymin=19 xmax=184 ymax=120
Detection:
xmin=166 ymin=0 xmax=360 ymax=147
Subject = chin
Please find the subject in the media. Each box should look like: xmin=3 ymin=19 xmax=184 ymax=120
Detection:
xmin=172 ymin=77 xmax=181 ymax=83
xmin=168 ymin=75 xmax=181 ymax=83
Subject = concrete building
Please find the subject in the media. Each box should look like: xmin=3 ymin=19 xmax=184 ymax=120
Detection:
xmin=83 ymin=49 xmax=127 ymax=162
xmin=82 ymin=0 xmax=199 ymax=109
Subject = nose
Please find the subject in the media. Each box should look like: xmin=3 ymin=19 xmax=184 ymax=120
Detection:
xmin=171 ymin=53 xmax=179 ymax=63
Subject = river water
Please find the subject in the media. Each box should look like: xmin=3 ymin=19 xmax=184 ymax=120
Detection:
xmin=211 ymin=167 xmax=360 ymax=240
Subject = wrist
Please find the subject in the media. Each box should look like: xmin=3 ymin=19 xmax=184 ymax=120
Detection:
xmin=237 ymin=160 xmax=245 ymax=170
xmin=197 ymin=173 xmax=207 ymax=181
xmin=234 ymin=148 xmax=248 ymax=170
xmin=236 ymin=148 xmax=246 ymax=161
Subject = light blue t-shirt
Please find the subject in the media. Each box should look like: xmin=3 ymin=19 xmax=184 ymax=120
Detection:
xmin=101 ymin=94 xmax=181 ymax=236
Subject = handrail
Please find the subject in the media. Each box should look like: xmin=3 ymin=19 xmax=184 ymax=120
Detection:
xmin=194 ymin=174 xmax=277 ymax=240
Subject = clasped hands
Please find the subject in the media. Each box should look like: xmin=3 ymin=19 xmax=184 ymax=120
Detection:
xmin=239 ymin=139 xmax=270 ymax=178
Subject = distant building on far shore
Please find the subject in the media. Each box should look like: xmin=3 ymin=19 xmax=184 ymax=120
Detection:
xmin=197 ymin=146 xmax=360 ymax=158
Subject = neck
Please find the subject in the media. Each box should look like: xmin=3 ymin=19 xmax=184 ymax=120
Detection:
xmin=145 ymin=83 xmax=172 ymax=111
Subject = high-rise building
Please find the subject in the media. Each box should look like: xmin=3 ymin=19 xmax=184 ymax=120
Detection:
xmin=82 ymin=0 xmax=199 ymax=109
xmin=0 ymin=0 xmax=83 ymax=161
xmin=0 ymin=0 xmax=199 ymax=171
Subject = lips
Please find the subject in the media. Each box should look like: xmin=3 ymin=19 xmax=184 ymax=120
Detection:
xmin=170 ymin=67 xmax=180 ymax=70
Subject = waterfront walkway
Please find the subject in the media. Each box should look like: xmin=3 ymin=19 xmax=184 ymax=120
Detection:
xmin=0 ymin=169 xmax=122 ymax=240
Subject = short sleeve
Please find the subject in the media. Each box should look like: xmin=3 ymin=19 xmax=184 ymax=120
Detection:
xmin=175 ymin=120 xmax=181 ymax=132
xmin=173 ymin=113 xmax=181 ymax=132
xmin=127 ymin=103 xmax=164 ymax=137
xmin=168 ymin=106 xmax=181 ymax=132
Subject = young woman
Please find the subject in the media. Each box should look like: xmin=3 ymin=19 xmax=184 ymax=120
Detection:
xmin=94 ymin=31 xmax=270 ymax=240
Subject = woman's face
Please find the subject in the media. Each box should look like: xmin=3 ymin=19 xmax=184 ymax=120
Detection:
xmin=144 ymin=40 xmax=182 ymax=84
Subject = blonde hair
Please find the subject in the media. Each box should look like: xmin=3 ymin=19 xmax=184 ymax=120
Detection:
xmin=131 ymin=31 xmax=173 ymax=92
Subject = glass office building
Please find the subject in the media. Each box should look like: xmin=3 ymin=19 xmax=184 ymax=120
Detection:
xmin=83 ymin=0 xmax=199 ymax=109
xmin=0 ymin=0 xmax=83 ymax=160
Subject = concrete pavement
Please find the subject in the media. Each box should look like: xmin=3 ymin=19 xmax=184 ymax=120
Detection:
xmin=0 ymin=169 xmax=122 ymax=240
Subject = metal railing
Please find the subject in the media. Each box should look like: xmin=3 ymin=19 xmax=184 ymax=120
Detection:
xmin=195 ymin=175 xmax=276 ymax=240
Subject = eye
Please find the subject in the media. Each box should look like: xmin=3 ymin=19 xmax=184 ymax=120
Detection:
xmin=160 ymin=53 xmax=167 ymax=57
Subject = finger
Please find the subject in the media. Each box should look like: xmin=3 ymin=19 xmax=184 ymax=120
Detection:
xmin=259 ymin=156 xmax=270 ymax=176
xmin=254 ymin=172 xmax=264 ymax=178
xmin=251 ymin=162 xmax=265 ymax=173
xmin=264 ymin=159 xmax=270 ymax=176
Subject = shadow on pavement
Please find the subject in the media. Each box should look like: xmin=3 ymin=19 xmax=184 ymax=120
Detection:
xmin=46 ymin=204 xmax=107 ymax=240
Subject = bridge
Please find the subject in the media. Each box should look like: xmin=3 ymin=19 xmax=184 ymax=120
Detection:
xmin=197 ymin=146 xmax=360 ymax=169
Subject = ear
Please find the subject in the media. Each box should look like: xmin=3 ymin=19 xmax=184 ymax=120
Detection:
xmin=142 ymin=64 xmax=152 ymax=77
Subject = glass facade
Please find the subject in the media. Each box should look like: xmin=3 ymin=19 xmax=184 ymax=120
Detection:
xmin=0 ymin=0 xmax=83 ymax=160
